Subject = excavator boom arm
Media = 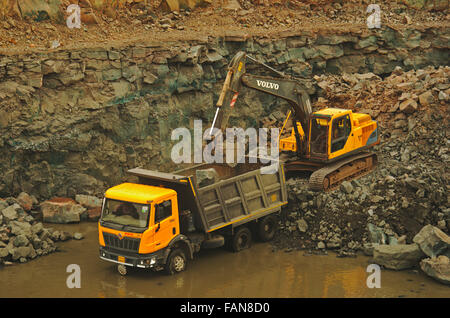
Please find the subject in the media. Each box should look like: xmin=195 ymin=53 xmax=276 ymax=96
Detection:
xmin=211 ymin=51 xmax=312 ymax=143
xmin=240 ymin=74 xmax=312 ymax=132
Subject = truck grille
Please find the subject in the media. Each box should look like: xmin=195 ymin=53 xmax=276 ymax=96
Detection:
xmin=102 ymin=232 xmax=140 ymax=252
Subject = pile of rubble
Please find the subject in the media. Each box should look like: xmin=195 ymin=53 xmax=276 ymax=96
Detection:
xmin=271 ymin=65 xmax=449 ymax=284
xmin=0 ymin=192 xmax=100 ymax=266
xmin=372 ymin=225 xmax=450 ymax=285
xmin=314 ymin=65 xmax=449 ymax=119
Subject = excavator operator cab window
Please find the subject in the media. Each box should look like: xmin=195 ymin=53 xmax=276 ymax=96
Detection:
xmin=310 ymin=117 xmax=329 ymax=155
xmin=331 ymin=115 xmax=351 ymax=153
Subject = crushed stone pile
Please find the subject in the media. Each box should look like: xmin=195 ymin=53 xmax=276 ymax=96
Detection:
xmin=272 ymin=65 xmax=449 ymax=258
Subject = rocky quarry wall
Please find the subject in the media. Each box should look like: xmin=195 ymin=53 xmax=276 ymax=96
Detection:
xmin=0 ymin=23 xmax=449 ymax=283
xmin=0 ymin=26 xmax=449 ymax=200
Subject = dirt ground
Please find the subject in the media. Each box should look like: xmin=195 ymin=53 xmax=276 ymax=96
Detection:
xmin=0 ymin=0 xmax=449 ymax=54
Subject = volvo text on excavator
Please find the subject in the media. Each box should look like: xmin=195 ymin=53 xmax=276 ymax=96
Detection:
xmin=210 ymin=51 xmax=380 ymax=191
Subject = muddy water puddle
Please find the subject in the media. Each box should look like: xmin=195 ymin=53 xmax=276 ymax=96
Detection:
xmin=0 ymin=223 xmax=448 ymax=298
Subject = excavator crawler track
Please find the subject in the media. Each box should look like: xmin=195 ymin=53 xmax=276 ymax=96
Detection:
xmin=308 ymin=152 xmax=378 ymax=192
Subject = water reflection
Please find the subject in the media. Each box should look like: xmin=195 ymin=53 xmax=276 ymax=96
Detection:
xmin=0 ymin=223 xmax=448 ymax=298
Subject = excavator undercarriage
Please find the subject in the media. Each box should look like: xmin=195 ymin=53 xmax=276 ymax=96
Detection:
xmin=284 ymin=152 xmax=378 ymax=191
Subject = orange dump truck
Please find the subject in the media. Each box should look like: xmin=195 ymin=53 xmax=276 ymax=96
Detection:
xmin=98 ymin=163 xmax=287 ymax=275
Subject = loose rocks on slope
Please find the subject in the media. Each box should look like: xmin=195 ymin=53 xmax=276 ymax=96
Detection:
xmin=272 ymin=66 xmax=449 ymax=257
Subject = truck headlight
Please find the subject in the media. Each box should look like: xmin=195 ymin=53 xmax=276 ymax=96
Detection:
xmin=150 ymin=257 xmax=156 ymax=265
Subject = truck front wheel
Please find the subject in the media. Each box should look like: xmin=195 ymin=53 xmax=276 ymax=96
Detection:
xmin=165 ymin=248 xmax=187 ymax=275
xmin=232 ymin=227 xmax=252 ymax=252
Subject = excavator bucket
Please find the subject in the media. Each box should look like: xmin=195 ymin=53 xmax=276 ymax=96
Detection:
xmin=228 ymin=51 xmax=246 ymax=92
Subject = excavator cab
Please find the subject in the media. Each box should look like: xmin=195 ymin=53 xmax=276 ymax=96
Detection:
xmin=282 ymin=107 xmax=378 ymax=164
xmin=307 ymin=108 xmax=379 ymax=163
xmin=279 ymin=111 xmax=331 ymax=159
xmin=309 ymin=115 xmax=330 ymax=159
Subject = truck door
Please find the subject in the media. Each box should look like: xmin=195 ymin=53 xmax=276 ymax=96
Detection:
xmin=153 ymin=199 xmax=177 ymax=249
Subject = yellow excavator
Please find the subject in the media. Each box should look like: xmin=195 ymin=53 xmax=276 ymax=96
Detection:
xmin=210 ymin=51 xmax=379 ymax=191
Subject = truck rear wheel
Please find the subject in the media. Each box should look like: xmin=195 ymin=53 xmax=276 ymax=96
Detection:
xmin=257 ymin=214 xmax=278 ymax=242
xmin=232 ymin=227 xmax=252 ymax=252
xmin=165 ymin=248 xmax=187 ymax=275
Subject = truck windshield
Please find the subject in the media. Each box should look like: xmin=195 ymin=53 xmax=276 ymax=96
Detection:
xmin=101 ymin=199 xmax=150 ymax=228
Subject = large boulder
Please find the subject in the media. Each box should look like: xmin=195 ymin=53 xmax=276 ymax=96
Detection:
xmin=420 ymin=256 xmax=450 ymax=285
xmin=9 ymin=220 xmax=32 ymax=236
xmin=17 ymin=0 xmax=64 ymax=22
xmin=413 ymin=225 xmax=450 ymax=258
xmin=367 ymin=223 xmax=388 ymax=244
xmin=11 ymin=245 xmax=33 ymax=261
xmin=1 ymin=203 xmax=21 ymax=222
xmin=0 ymin=248 xmax=9 ymax=259
xmin=86 ymin=207 xmax=102 ymax=222
xmin=196 ymin=168 xmax=219 ymax=188
xmin=16 ymin=192 xmax=33 ymax=211
xmin=13 ymin=234 xmax=30 ymax=247
xmin=373 ymin=244 xmax=425 ymax=270
xmin=75 ymin=194 xmax=102 ymax=209
xmin=40 ymin=198 xmax=85 ymax=224
xmin=0 ymin=200 xmax=8 ymax=211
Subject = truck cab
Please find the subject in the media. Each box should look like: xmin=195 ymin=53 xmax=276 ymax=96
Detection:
xmin=98 ymin=183 xmax=185 ymax=273
xmin=98 ymin=164 xmax=287 ymax=276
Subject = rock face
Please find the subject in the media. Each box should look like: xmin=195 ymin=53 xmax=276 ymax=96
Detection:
xmin=413 ymin=225 xmax=450 ymax=258
xmin=0 ymin=27 xmax=449 ymax=201
xmin=40 ymin=198 xmax=86 ymax=223
xmin=420 ymin=256 xmax=450 ymax=285
xmin=372 ymin=244 xmax=426 ymax=270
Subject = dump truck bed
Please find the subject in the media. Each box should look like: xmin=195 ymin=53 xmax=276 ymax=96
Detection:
xmin=128 ymin=163 xmax=287 ymax=233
